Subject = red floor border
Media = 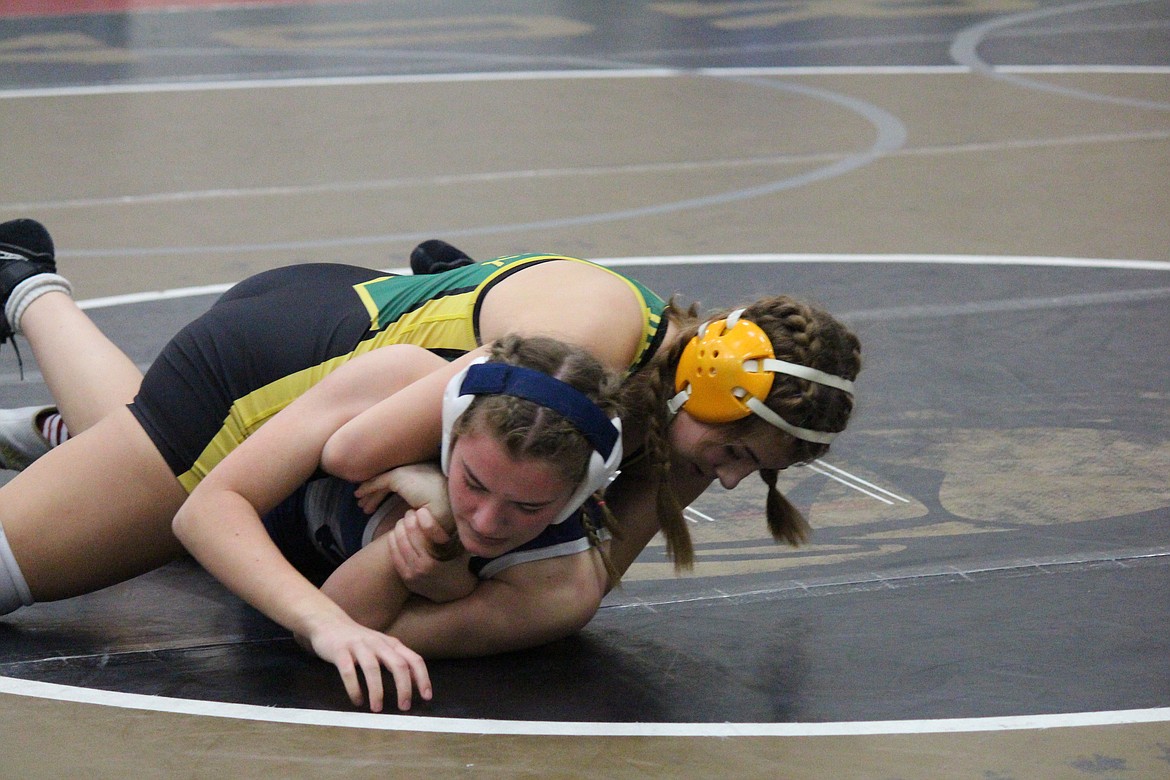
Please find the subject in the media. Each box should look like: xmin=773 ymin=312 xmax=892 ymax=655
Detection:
xmin=1 ymin=0 xmax=351 ymax=20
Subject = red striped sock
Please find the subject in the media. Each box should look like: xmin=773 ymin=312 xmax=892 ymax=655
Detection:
xmin=38 ymin=411 xmax=69 ymax=447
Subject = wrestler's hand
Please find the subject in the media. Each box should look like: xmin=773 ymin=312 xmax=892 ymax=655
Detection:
xmin=356 ymin=462 xmax=452 ymax=527
xmin=304 ymin=614 xmax=432 ymax=713
xmin=388 ymin=507 xmax=476 ymax=603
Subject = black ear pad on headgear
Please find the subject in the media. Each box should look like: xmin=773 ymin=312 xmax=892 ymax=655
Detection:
xmin=442 ymin=359 xmax=623 ymax=524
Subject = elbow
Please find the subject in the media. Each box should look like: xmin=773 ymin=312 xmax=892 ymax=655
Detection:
xmin=553 ymin=579 xmax=604 ymax=636
xmin=320 ymin=427 xmax=373 ymax=482
xmin=563 ymin=598 xmax=601 ymax=635
xmin=520 ymin=596 xmax=599 ymax=648
xmin=170 ymin=488 xmax=221 ymax=550
xmin=509 ymin=573 xmax=603 ymax=647
xmin=170 ymin=500 xmax=196 ymax=547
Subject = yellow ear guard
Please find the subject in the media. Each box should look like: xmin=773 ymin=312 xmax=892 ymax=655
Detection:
xmin=667 ymin=309 xmax=855 ymax=444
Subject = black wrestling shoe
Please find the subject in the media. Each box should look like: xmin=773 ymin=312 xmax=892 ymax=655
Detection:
xmin=409 ymin=239 xmax=475 ymax=275
xmin=0 ymin=219 xmax=57 ymax=342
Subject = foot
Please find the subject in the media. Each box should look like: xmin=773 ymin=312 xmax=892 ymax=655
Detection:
xmin=0 ymin=219 xmax=57 ymax=341
xmin=409 ymin=240 xmax=475 ymax=275
xmin=0 ymin=405 xmax=54 ymax=471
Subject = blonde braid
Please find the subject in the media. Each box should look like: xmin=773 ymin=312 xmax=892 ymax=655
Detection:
xmin=618 ymin=295 xmax=860 ymax=565
xmin=742 ymin=297 xmax=860 ymax=463
xmin=617 ymin=300 xmax=699 ymax=568
xmin=742 ymin=297 xmax=861 ymax=543
xmin=761 ymin=467 xmax=810 ymax=546
xmin=582 ymin=499 xmax=623 ymax=588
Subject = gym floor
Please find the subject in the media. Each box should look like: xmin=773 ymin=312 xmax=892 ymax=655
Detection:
xmin=1 ymin=1 xmax=1168 ymax=777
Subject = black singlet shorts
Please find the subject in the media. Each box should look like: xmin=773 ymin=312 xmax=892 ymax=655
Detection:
xmin=128 ymin=263 xmax=387 ymax=489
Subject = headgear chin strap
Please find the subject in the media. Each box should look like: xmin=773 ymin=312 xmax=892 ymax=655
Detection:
xmin=668 ymin=308 xmax=855 ymax=445
xmin=442 ymin=358 xmax=623 ymax=525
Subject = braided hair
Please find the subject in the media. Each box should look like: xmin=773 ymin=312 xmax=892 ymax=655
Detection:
xmin=619 ymin=295 xmax=861 ymax=569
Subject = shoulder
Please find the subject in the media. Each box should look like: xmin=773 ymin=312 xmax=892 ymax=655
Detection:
xmin=477 ymin=259 xmax=651 ymax=372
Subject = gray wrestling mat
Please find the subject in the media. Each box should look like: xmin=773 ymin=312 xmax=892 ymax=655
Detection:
xmin=2 ymin=1 xmax=1168 ymax=777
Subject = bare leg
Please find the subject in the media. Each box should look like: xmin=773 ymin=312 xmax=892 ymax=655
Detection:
xmin=19 ymin=291 xmax=143 ymax=434
xmin=0 ymin=407 xmax=186 ymax=601
xmin=1 ymin=219 xmax=144 ymax=435
xmin=0 ymin=220 xmax=184 ymax=605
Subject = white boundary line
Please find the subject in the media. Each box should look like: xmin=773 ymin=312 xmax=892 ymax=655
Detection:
xmin=9 ymin=252 xmax=1169 ymax=735
xmin=75 ymin=253 xmax=1170 ymax=310
xmin=1 ymin=676 xmax=1167 ymax=736
xmin=594 ymin=253 xmax=1170 ymax=271
xmin=2 ymin=65 xmax=1168 ymax=99
xmin=804 ymin=462 xmax=896 ymax=505
xmin=810 ymin=460 xmax=912 ymax=503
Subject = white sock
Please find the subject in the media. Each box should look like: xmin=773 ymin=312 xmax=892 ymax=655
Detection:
xmin=0 ymin=521 xmax=33 ymax=614
xmin=39 ymin=410 xmax=69 ymax=447
xmin=5 ymin=273 xmax=72 ymax=336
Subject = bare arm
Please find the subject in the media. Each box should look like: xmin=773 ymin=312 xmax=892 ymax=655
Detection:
xmin=321 ymin=347 xmax=489 ymax=482
xmin=306 ymin=262 xmax=688 ymax=660
xmin=314 ymin=504 xmax=475 ymax=635
xmin=319 ymin=478 xmax=607 ymax=658
xmin=172 ymin=344 xmax=446 ymax=711
xmin=312 ymin=523 xmax=415 ymax=633
xmin=603 ymin=456 xmax=714 ymax=582
xmin=383 ymin=550 xmax=610 ymax=659
xmin=364 ymin=432 xmax=712 ymax=659
xmin=321 ymin=262 xmax=651 ymax=482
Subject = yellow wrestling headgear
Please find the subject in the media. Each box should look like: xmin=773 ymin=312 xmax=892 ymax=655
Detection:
xmin=667 ymin=309 xmax=855 ymax=444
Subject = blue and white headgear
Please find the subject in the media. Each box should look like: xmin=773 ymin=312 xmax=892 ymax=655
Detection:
xmin=441 ymin=358 xmax=623 ymax=525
